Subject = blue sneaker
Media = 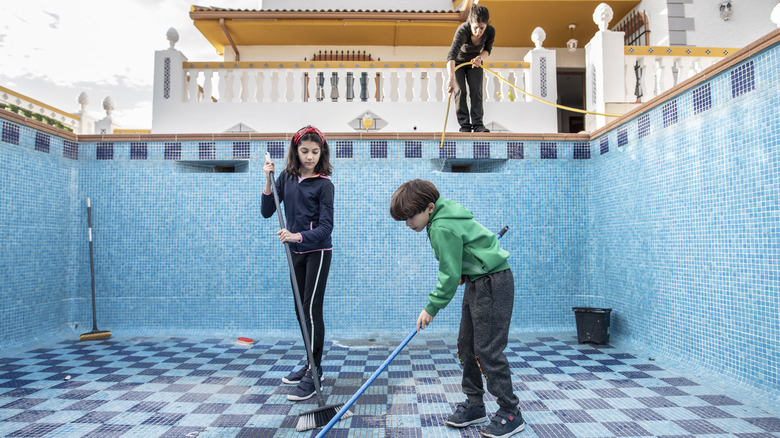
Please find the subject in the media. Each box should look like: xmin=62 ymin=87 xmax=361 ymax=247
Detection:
xmin=445 ymin=401 xmax=488 ymax=427
xmin=287 ymin=373 xmax=316 ymax=401
xmin=282 ymin=366 xmax=307 ymax=385
xmin=480 ymin=409 xmax=525 ymax=438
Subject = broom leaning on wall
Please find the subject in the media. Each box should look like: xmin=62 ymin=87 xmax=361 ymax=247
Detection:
xmin=79 ymin=198 xmax=112 ymax=341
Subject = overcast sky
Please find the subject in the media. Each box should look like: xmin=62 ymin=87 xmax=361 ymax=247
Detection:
xmin=0 ymin=1 xmax=260 ymax=129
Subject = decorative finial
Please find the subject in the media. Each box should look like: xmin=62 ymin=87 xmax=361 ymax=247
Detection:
xmin=531 ymin=27 xmax=546 ymax=49
xmin=593 ymin=3 xmax=614 ymax=31
xmin=77 ymin=92 xmax=89 ymax=112
xmin=166 ymin=27 xmax=179 ymax=49
xmin=102 ymin=96 xmax=115 ymax=117
xmin=770 ymin=2 xmax=780 ymax=28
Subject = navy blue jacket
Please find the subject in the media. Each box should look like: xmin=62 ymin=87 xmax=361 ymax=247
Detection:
xmin=262 ymin=172 xmax=334 ymax=253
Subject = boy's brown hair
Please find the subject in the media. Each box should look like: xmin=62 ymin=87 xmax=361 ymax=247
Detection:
xmin=390 ymin=179 xmax=440 ymax=221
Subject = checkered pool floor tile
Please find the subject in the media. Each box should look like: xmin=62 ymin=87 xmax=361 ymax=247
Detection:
xmin=0 ymin=334 xmax=778 ymax=437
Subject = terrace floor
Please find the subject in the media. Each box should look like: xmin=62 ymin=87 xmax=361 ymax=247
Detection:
xmin=0 ymin=333 xmax=778 ymax=438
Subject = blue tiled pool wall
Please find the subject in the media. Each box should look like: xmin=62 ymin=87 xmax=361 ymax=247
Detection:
xmin=73 ymin=144 xmax=589 ymax=340
xmin=586 ymin=44 xmax=779 ymax=395
xmin=0 ymin=126 xmax=80 ymax=349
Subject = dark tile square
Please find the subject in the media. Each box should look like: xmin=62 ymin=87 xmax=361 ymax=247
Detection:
xmin=141 ymin=412 xmax=185 ymax=426
xmin=674 ymin=419 xmax=726 ymax=434
xmin=553 ymin=409 xmax=596 ymax=423
xmin=370 ymin=140 xmax=387 ymax=158
xmin=540 ymin=142 xmax=556 ymax=159
xmin=573 ymin=142 xmax=589 ymax=159
xmin=210 ymin=414 xmax=251 ymax=427
xmin=620 ymin=408 xmax=665 ymax=421
xmin=439 ymin=141 xmax=455 ymax=159
xmin=82 ymin=424 xmax=134 ymax=438
xmin=697 ymin=394 xmax=742 ymax=406
xmin=130 ymin=142 xmax=147 ymax=159
xmin=7 ymin=423 xmax=64 ymax=437
xmin=507 ymin=141 xmax=524 ymax=159
xmin=6 ymin=410 xmax=54 ymax=422
xmin=603 ymin=421 xmax=651 ymax=437
xmin=74 ymin=411 xmax=120 ymax=423
xmin=531 ymin=423 xmax=576 ymax=438
xmin=744 ymin=417 xmax=780 ymax=432
xmin=404 ymin=141 xmax=422 ymax=158
xmin=34 ymin=132 xmax=50 ymax=153
xmin=199 ymin=141 xmax=215 ymax=159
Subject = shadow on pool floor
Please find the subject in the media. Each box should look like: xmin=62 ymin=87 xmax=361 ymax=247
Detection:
xmin=0 ymin=333 xmax=778 ymax=437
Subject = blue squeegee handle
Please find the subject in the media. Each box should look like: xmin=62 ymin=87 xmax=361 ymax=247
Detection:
xmin=316 ymin=327 xmax=417 ymax=437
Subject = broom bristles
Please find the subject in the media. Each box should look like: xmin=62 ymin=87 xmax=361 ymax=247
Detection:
xmin=295 ymin=403 xmax=353 ymax=432
xmin=79 ymin=330 xmax=112 ymax=341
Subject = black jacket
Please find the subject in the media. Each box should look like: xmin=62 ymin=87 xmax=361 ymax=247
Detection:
xmin=447 ymin=22 xmax=496 ymax=62
xmin=262 ymin=172 xmax=334 ymax=253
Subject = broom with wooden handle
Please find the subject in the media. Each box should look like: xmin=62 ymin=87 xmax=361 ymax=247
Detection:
xmin=265 ymin=152 xmax=352 ymax=431
xmin=79 ymin=198 xmax=112 ymax=341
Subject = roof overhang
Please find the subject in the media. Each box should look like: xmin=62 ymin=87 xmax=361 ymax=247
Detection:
xmin=190 ymin=0 xmax=641 ymax=55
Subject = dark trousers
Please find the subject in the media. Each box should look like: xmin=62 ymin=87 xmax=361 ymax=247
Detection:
xmin=290 ymin=250 xmax=331 ymax=371
xmin=454 ymin=63 xmax=485 ymax=130
xmin=458 ymin=269 xmax=520 ymax=413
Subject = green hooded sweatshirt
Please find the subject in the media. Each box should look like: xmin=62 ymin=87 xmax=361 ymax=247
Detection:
xmin=424 ymin=197 xmax=510 ymax=316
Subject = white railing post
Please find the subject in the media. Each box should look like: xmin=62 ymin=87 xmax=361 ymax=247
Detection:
xmin=389 ymin=70 xmax=399 ymax=102
xmin=246 ymin=70 xmax=257 ymax=103
xmin=187 ymin=70 xmax=200 ymax=103
xmin=584 ymin=3 xmax=624 ymax=130
xmin=203 ymin=70 xmax=214 ymax=102
xmin=270 ymin=71 xmax=280 ymax=102
xmin=524 ymin=28 xmax=558 ymax=105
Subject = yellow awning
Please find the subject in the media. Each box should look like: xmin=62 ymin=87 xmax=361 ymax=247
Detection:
xmin=191 ymin=1 xmax=641 ymax=55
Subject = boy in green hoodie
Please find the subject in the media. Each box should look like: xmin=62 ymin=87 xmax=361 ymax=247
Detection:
xmin=390 ymin=179 xmax=525 ymax=438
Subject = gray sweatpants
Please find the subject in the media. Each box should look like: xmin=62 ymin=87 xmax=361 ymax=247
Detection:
xmin=458 ymin=268 xmax=520 ymax=413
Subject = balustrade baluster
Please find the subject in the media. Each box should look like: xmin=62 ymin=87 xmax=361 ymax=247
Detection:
xmin=389 ymin=71 xmax=399 ymax=102
xmin=203 ymin=70 xmax=214 ymax=103
xmin=188 ymin=70 xmax=200 ymax=103
xmin=269 ymin=71 xmax=280 ymax=102
xmin=240 ymin=70 xmax=249 ymax=102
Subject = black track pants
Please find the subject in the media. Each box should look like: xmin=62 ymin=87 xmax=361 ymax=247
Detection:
xmin=290 ymin=250 xmax=331 ymax=371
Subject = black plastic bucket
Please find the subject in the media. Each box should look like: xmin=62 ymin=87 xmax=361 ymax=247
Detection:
xmin=572 ymin=307 xmax=612 ymax=344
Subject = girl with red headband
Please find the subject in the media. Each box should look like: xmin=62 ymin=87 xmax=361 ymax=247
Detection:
xmin=261 ymin=125 xmax=334 ymax=401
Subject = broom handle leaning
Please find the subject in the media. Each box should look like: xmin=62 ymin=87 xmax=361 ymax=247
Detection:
xmin=315 ymin=328 xmax=417 ymax=437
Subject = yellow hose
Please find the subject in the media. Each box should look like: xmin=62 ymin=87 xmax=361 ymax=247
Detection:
xmin=440 ymin=61 xmax=620 ymax=147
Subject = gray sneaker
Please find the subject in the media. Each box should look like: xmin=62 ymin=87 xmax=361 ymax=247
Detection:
xmin=480 ymin=409 xmax=525 ymax=438
xmin=445 ymin=401 xmax=488 ymax=427
xmin=282 ymin=366 xmax=307 ymax=385
xmin=287 ymin=373 xmax=317 ymax=401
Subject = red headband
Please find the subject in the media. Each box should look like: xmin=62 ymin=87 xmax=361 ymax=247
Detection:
xmin=293 ymin=126 xmax=325 ymax=146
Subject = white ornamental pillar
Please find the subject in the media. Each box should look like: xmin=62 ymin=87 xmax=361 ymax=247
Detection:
xmin=523 ymin=27 xmax=558 ymax=105
xmin=585 ymin=3 xmax=624 ymax=131
xmin=94 ymin=96 xmax=117 ymax=134
xmin=76 ymin=92 xmax=95 ymax=135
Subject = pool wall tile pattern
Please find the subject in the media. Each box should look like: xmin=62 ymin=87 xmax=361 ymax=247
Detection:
xmin=1 ymin=42 xmax=779 ymax=403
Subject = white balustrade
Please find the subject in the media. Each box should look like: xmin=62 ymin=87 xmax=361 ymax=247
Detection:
xmin=180 ymin=64 xmax=531 ymax=106
xmin=624 ymin=52 xmax=730 ymax=103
